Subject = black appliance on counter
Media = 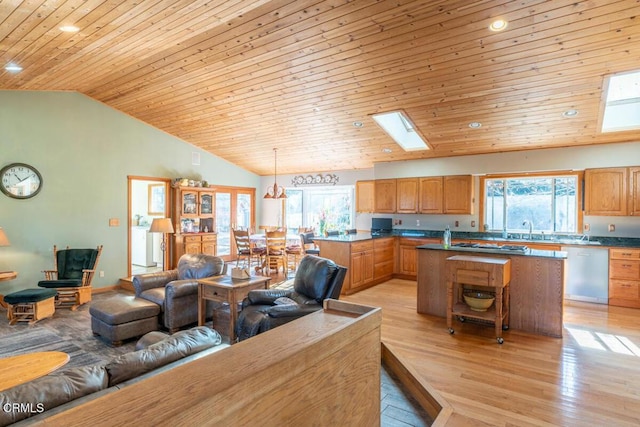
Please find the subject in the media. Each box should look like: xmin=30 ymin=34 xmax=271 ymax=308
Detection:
xmin=371 ymin=218 xmax=393 ymax=235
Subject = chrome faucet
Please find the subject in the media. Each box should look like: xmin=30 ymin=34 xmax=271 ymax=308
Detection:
xmin=522 ymin=220 xmax=533 ymax=240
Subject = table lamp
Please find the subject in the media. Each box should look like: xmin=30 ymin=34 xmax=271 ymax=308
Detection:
xmin=149 ymin=218 xmax=174 ymax=270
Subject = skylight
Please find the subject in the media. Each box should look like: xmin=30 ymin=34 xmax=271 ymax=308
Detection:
xmin=371 ymin=111 xmax=429 ymax=151
xmin=601 ymin=70 xmax=640 ymax=132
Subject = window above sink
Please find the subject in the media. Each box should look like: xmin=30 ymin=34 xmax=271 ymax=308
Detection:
xmin=480 ymin=171 xmax=583 ymax=235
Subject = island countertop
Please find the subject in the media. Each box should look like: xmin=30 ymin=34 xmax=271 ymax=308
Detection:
xmin=417 ymin=243 xmax=567 ymax=259
xmin=417 ymin=245 xmax=565 ymax=337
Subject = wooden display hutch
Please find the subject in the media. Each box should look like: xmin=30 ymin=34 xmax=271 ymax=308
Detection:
xmin=173 ymin=185 xmax=217 ymax=265
xmin=446 ymin=255 xmax=511 ymax=344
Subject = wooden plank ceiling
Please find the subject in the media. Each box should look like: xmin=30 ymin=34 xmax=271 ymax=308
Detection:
xmin=1 ymin=0 xmax=640 ymax=176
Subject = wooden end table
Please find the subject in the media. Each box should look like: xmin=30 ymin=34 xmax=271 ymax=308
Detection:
xmin=198 ymin=274 xmax=271 ymax=343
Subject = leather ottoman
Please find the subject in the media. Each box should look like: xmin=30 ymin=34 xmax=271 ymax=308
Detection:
xmin=90 ymin=296 xmax=160 ymax=346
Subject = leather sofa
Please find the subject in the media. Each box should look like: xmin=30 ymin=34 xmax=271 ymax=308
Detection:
xmin=133 ymin=254 xmax=225 ymax=332
xmin=0 ymin=327 xmax=225 ymax=426
xmin=235 ymin=255 xmax=347 ymax=341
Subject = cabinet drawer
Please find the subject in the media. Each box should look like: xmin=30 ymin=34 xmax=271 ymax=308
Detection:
xmin=351 ymin=240 xmax=373 ymax=253
xmin=184 ymin=235 xmax=202 ymax=243
xmin=374 ymin=260 xmax=394 ymax=279
xmin=610 ymin=259 xmax=640 ymax=280
xmin=373 ymin=238 xmax=394 ymax=251
xmin=202 ymin=285 xmax=228 ymax=301
xmin=201 ymin=234 xmax=217 ymax=242
xmin=610 ymin=249 xmax=640 ymax=260
xmin=609 ymin=280 xmax=640 ymax=299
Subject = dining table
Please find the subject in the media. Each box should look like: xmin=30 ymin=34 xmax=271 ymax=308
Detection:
xmin=249 ymin=233 xmax=301 ymax=247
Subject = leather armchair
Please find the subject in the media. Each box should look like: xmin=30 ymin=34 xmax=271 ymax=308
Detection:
xmin=235 ymin=255 xmax=347 ymax=341
xmin=133 ymin=254 xmax=225 ymax=333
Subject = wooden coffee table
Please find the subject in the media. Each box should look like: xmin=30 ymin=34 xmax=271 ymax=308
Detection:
xmin=0 ymin=351 xmax=70 ymax=391
xmin=198 ymin=274 xmax=271 ymax=343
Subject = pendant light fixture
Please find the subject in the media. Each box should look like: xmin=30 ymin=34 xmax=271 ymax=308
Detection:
xmin=264 ymin=148 xmax=287 ymax=199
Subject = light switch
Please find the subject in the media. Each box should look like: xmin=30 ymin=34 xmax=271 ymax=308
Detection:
xmin=109 ymin=218 xmax=120 ymax=227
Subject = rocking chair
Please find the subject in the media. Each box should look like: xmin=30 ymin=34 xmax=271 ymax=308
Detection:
xmin=37 ymin=245 xmax=103 ymax=310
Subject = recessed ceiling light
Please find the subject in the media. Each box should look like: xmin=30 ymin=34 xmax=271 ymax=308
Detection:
xmin=562 ymin=109 xmax=579 ymax=118
xmin=59 ymin=25 xmax=80 ymax=33
xmin=489 ymin=19 xmax=508 ymax=32
xmin=4 ymin=63 xmax=22 ymax=73
xmin=353 ymin=121 xmax=363 ymax=128
xmin=382 ymin=148 xmax=392 ymax=153
xmin=468 ymin=122 xmax=482 ymax=129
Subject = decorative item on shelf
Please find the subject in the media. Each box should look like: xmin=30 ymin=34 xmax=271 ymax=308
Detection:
xmin=291 ymin=173 xmax=339 ymax=187
xmin=264 ymin=147 xmax=287 ymax=199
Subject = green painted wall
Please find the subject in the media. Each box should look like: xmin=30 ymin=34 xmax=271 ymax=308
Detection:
xmin=0 ymin=91 xmax=260 ymax=292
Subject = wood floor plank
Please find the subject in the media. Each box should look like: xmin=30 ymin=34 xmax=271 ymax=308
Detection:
xmin=344 ymin=278 xmax=640 ymax=426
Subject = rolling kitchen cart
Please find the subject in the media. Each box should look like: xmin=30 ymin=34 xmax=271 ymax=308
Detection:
xmin=446 ymin=255 xmax=511 ymax=344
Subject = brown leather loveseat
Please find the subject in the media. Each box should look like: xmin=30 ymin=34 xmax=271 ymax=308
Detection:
xmin=0 ymin=327 xmax=224 ymax=426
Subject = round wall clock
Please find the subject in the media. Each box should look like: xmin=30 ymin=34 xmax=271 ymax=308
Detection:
xmin=0 ymin=163 xmax=43 ymax=199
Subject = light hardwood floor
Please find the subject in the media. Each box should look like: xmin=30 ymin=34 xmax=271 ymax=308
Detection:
xmin=344 ymin=278 xmax=640 ymax=426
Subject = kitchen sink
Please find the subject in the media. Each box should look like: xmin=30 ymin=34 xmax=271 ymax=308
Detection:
xmin=451 ymin=242 xmax=528 ymax=252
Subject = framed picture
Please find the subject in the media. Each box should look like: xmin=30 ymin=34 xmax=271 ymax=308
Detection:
xmin=148 ymin=184 xmax=165 ymax=215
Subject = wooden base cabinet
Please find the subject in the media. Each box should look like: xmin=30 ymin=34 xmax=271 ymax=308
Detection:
xmin=175 ymin=233 xmax=217 ymax=260
xmin=373 ymin=237 xmax=395 ymax=281
xmin=315 ymin=238 xmax=394 ymax=295
xmin=609 ymin=248 xmax=640 ymax=308
xmin=351 ymin=241 xmax=374 ymax=290
xmin=396 ymin=238 xmax=440 ymax=279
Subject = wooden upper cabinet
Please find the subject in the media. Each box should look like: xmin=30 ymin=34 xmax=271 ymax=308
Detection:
xmin=356 ymin=180 xmax=375 ymax=213
xmin=630 ymin=167 xmax=640 ymax=216
xmin=396 ymin=178 xmax=419 ymax=213
xmin=443 ymin=175 xmax=474 ymax=214
xmin=419 ymin=177 xmax=444 ymax=214
xmin=374 ymin=179 xmax=397 ymax=213
xmin=584 ymin=168 xmax=628 ymax=216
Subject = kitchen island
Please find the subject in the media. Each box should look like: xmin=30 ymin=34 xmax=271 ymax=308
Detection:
xmin=417 ymin=244 xmax=567 ymax=337
xmin=314 ymin=234 xmax=395 ymax=295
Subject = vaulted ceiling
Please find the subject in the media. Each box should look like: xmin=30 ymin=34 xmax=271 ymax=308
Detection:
xmin=2 ymin=0 xmax=639 ymax=175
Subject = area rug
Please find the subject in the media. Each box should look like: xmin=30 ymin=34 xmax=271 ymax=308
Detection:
xmin=0 ymin=328 xmax=107 ymax=369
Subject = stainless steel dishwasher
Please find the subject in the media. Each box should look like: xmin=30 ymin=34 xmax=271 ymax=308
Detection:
xmin=562 ymin=246 xmax=609 ymax=304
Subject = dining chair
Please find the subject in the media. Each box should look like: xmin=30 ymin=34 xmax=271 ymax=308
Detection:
xmin=232 ymin=229 xmax=265 ymax=269
xmin=325 ymin=230 xmax=340 ymax=236
xmin=300 ymin=233 xmax=320 ymax=256
xmin=345 ymin=228 xmax=358 ymax=235
xmin=264 ymin=230 xmax=288 ymax=275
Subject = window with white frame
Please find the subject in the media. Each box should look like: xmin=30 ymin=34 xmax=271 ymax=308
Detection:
xmin=285 ymin=186 xmax=354 ymax=234
xmin=482 ymin=173 xmax=581 ymax=234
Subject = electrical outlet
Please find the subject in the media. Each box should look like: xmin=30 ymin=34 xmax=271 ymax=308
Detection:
xmin=99 ymin=271 xmax=105 ymax=277
xmin=608 ymin=224 xmax=615 ymax=232
xmin=455 ymin=220 xmax=459 ymax=227
xmin=471 ymin=220 xmax=476 ymax=228
xmin=584 ymin=223 xmax=590 ymax=231
xmin=416 ymin=219 xmax=420 ymax=227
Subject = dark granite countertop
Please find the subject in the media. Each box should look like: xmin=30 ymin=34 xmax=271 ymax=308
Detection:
xmin=311 ymin=229 xmax=640 ymax=249
xmin=416 ymin=243 xmax=567 ymax=259
xmin=391 ymin=229 xmax=640 ymax=248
